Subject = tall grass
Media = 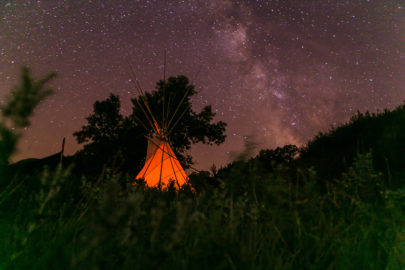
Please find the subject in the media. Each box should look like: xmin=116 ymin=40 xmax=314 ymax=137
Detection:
xmin=1 ymin=156 xmax=403 ymax=269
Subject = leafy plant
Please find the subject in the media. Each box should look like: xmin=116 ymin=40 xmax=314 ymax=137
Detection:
xmin=0 ymin=67 xmax=54 ymax=181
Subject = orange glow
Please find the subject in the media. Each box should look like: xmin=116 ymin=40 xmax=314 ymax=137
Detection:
xmin=134 ymin=136 xmax=188 ymax=188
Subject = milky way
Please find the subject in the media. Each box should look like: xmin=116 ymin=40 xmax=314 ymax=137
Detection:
xmin=1 ymin=0 xmax=404 ymax=169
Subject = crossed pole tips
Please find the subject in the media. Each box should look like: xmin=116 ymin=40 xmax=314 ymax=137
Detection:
xmin=126 ymin=53 xmax=197 ymax=189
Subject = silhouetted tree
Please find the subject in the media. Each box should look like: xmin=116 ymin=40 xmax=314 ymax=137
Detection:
xmin=73 ymin=94 xmax=130 ymax=174
xmin=74 ymin=75 xmax=226 ymax=175
xmin=257 ymin=144 xmax=299 ymax=170
xmin=74 ymin=94 xmax=124 ymax=145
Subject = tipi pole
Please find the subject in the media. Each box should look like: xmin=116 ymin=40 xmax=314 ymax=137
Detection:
xmin=145 ymin=136 xmax=200 ymax=173
xmin=166 ymin=87 xmax=191 ymax=131
xmin=126 ymin=71 xmax=159 ymax=133
xmin=158 ymin=140 xmax=165 ymax=188
xmin=167 ymin=105 xmax=188 ymax=137
xmin=162 ymin=50 xmax=167 ymax=130
xmin=132 ymin=113 xmax=150 ymax=131
xmin=127 ymin=63 xmax=161 ymax=134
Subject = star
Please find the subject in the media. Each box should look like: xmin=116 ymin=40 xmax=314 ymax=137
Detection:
xmin=1 ymin=0 xmax=403 ymax=169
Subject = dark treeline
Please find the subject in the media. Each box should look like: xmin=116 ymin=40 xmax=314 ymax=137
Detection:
xmin=209 ymin=104 xmax=405 ymax=195
xmin=1 ymin=68 xmax=404 ymax=269
xmin=9 ymin=74 xmax=227 ymax=179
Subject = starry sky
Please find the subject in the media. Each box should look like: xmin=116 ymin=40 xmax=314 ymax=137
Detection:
xmin=1 ymin=0 xmax=404 ymax=170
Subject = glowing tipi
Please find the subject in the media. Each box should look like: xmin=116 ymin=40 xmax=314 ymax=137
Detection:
xmin=129 ymin=65 xmax=189 ymax=189
xmin=135 ymin=134 xmax=188 ymax=188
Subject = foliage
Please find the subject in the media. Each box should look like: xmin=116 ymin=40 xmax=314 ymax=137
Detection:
xmin=299 ymin=106 xmax=405 ymax=189
xmin=1 ymin=67 xmax=55 ymax=128
xmin=73 ymin=75 xmax=226 ymax=174
xmin=0 ymin=67 xmax=54 ymax=178
xmin=1 ymin=68 xmax=404 ymax=269
xmin=338 ymin=152 xmax=385 ymax=203
xmin=131 ymin=76 xmax=227 ymax=165
xmin=1 ymin=155 xmax=403 ymax=270
xmin=74 ymin=94 xmax=124 ymax=145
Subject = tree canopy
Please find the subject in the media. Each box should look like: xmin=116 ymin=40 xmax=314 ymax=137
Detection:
xmin=73 ymin=75 xmax=226 ymax=174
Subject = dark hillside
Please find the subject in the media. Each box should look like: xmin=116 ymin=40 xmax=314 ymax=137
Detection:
xmin=9 ymin=153 xmax=63 ymax=175
xmin=299 ymin=105 xmax=405 ymax=188
xmin=215 ymin=105 xmax=405 ymax=192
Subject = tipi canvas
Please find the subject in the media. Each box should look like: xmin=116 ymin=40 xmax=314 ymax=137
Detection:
xmin=135 ymin=135 xmax=188 ymax=188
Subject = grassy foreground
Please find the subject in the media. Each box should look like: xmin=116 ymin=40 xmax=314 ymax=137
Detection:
xmin=0 ymin=155 xmax=404 ymax=270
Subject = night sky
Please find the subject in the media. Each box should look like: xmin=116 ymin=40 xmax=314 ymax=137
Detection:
xmin=1 ymin=0 xmax=404 ymax=170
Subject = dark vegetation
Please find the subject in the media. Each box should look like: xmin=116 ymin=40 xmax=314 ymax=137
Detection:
xmin=73 ymin=75 xmax=226 ymax=176
xmin=1 ymin=68 xmax=404 ymax=269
